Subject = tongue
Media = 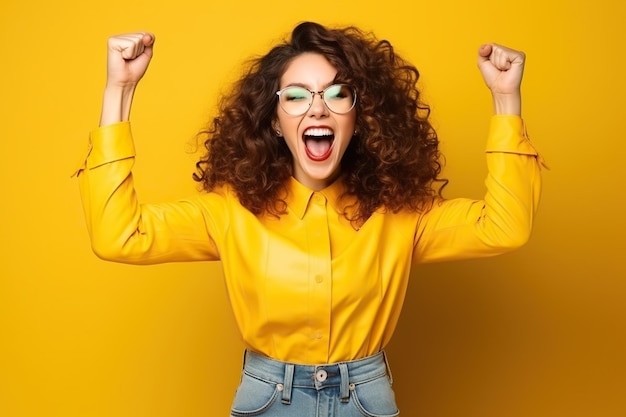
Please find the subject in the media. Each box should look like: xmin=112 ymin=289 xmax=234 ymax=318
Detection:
xmin=305 ymin=138 xmax=332 ymax=157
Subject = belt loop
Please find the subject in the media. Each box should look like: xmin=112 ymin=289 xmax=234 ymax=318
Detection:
xmin=382 ymin=351 xmax=393 ymax=385
xmin=338 ymin=362 xmax=350 ymax=402
xmin=281 ymin=363 xmax=295 ymax=404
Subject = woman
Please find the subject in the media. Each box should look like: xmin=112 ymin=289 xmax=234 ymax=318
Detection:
xmin=77 ymin=22 xmax=543 ymax=417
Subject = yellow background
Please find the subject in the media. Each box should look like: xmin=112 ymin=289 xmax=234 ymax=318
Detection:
xmin=1 ymin=0 xmax=624 ymax=416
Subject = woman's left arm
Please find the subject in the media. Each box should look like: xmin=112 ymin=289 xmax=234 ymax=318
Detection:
xmin=413 ymin=44 xmax=546 ymax=263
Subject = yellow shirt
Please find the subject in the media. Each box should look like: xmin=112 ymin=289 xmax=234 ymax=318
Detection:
xmin=77 ymin=115 xmax=544 ymax=364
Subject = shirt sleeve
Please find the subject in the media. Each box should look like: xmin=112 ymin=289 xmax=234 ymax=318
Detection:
xmin=413 ymin=115 xmax=545 ymax=263
xmin=75 ymin=122 xmax=222 ymax=264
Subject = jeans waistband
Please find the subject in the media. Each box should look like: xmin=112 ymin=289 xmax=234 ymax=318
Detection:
xmin=242 ymin=351 xmax=392 ymax=404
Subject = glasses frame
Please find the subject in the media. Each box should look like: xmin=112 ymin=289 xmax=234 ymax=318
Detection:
xmin=275 ymin=84 xmax=357 ymax=116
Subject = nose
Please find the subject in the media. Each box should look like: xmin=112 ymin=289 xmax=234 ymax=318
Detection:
xmin=308 ymin=92 xmax=329 ymax=117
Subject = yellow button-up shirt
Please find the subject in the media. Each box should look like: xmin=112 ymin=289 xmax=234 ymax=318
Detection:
xmin=77 ymin=115 xmax=543 ymax=364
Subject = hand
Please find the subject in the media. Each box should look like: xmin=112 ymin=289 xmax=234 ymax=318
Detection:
xmin=106 ymin=32 xmax=155 ymax=88
xmin=99 ymin=32 xmax=155 ymax=125
xmin=477 ymin=43 xmax=525 ymax=114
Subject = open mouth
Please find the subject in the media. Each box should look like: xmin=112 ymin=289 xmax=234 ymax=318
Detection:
xmin=303 ymin=127 xmax=334 ymax=161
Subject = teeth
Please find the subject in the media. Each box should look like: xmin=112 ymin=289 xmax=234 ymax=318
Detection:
xmin=304 ymin=127 xmax=334 ymax=137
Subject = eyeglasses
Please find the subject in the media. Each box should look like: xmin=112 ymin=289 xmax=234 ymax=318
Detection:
xmin=276 ymin=84 xmax=357 ymax=116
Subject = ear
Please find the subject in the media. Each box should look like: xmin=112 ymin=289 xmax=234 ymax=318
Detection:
xmin=272 ymin=120 xmax=282 ymax=137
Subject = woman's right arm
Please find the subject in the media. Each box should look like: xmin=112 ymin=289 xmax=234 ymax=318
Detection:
xmin=76 ymin=33 xmax=221 ymax=264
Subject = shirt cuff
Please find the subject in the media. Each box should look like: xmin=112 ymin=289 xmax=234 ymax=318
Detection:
xmin=72 ymin=122 xmax=136 ymax=176
xmin=485 ymin=115 xmax=549 ymax=169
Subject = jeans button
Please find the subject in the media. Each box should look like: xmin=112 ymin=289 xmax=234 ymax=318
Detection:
xmin=315 ymin=369 xmax=328 ymax=382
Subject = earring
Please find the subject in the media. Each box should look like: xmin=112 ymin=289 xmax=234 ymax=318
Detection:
xmin=272 ymin=121 xmax=282 ymax=137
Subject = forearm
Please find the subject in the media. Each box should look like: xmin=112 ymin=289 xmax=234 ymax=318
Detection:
xmin=99 ymin=84 xmax=137 ymax=126
xmin=492 ymin=91 xmax=521 ymax=115
xmin=78 ymin=122 xmax=141 ymax=260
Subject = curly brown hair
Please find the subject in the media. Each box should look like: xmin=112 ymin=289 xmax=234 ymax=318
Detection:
xmin=193 ymin=21 xmax=445 ymax=224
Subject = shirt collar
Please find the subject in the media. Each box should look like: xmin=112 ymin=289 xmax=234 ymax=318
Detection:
xmin=285 ymin=176 xmax=353 ymax=220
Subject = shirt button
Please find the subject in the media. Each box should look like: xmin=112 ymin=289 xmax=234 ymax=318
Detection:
xmin=315 ymin=274 xmax=324 ymax=283
xmin=313 ymin=194 xmax=325 ymax=205
xmin=315 ymin=369 xmax=328 ymax=382
xmin=314 ymin=332 xmax=323 ymax=340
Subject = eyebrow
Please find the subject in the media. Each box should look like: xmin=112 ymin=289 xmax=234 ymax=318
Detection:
xmin=280 ymin=79 xmax=338 ymax=91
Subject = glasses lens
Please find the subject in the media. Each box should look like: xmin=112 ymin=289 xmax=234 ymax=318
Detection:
xmin=277 ymin=84 xmax=356 ymax=116
xmin=279 ymin=87 xmax=312 ymax=116
xmin=323 ymin=84 xmax=356 ymax=114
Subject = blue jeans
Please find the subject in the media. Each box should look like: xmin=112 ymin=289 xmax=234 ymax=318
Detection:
xmin=230 ymin=351 xmax=399 ymax=417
